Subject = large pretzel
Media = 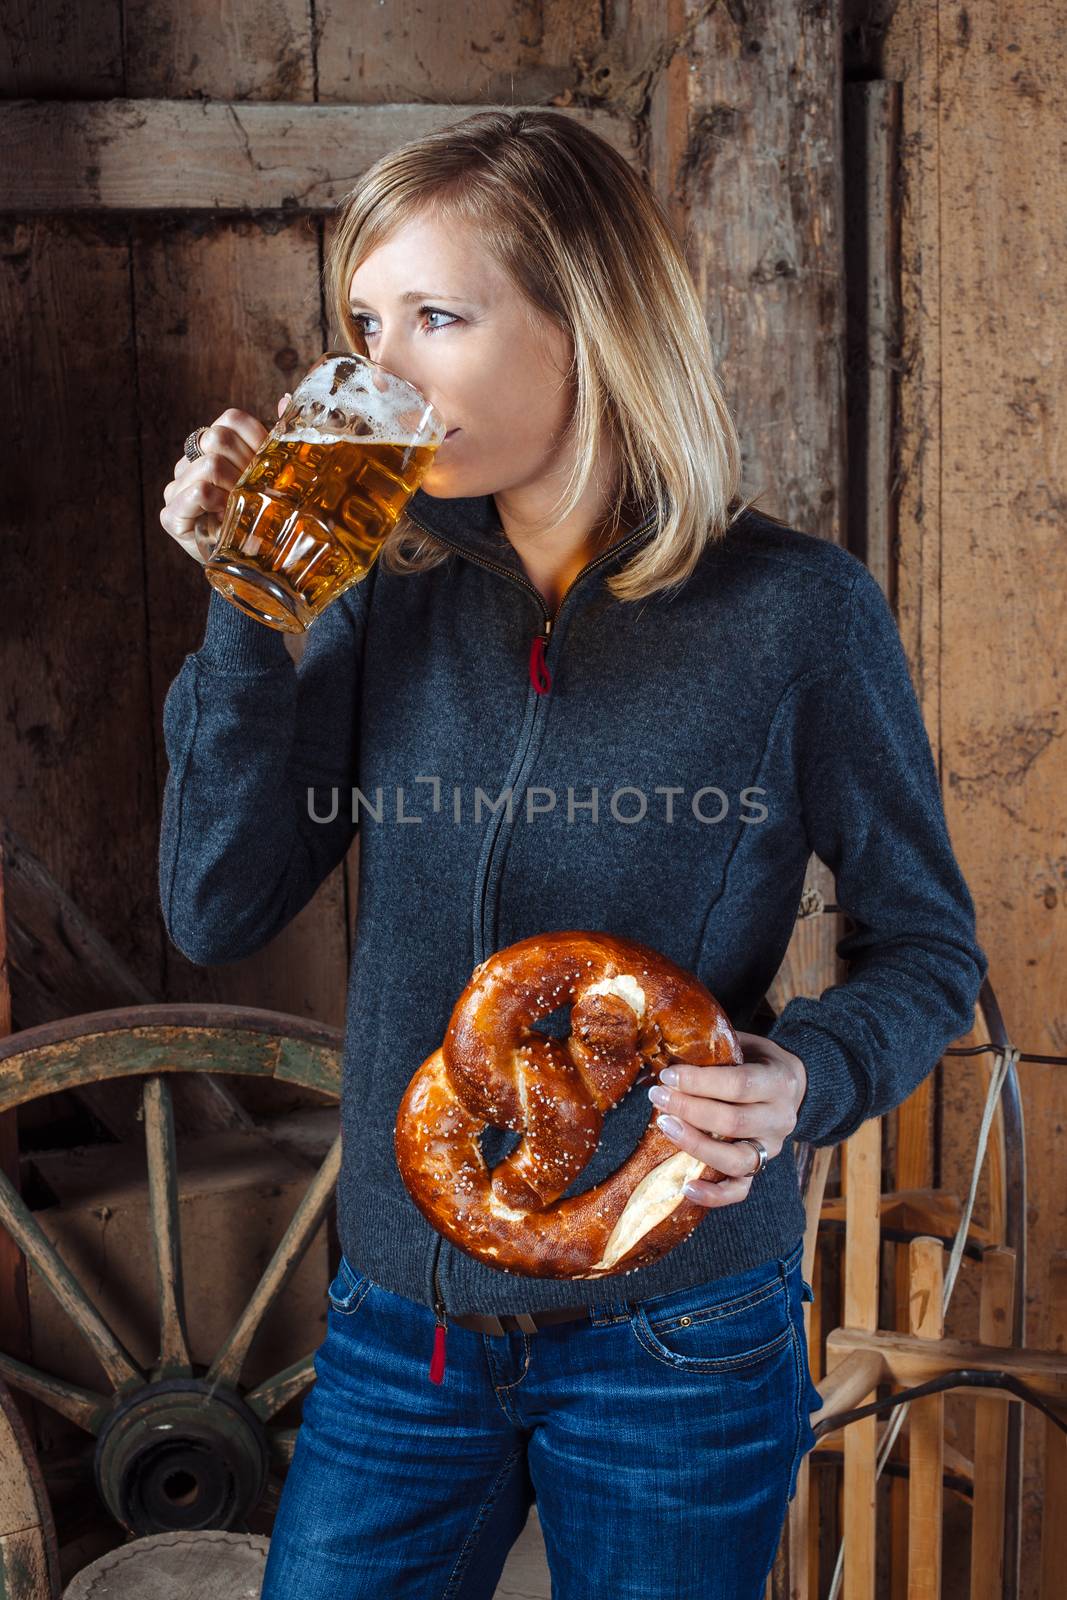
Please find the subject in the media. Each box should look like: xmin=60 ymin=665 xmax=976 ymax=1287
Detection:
xmin=394 ymin=931 xmax=742 ymax=1280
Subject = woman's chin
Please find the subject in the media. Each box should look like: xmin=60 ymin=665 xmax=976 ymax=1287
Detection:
xmin=420 ymin=457 xmax=468 ymax=492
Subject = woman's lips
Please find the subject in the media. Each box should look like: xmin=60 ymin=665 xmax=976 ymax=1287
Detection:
xmin=444 ymin=428 xmax=459 ymax=438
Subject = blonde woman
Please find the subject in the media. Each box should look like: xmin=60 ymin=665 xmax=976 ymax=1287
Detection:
xmin=159 ymin=110 xmax=987 ymax=1598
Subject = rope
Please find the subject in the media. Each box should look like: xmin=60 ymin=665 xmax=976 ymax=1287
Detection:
xmin=825 ymin=1042 xmax=1019 ymax=1600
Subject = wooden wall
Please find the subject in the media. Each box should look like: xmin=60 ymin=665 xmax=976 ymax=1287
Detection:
xmin=881 ymin=3 xmax=1065 ymax=1593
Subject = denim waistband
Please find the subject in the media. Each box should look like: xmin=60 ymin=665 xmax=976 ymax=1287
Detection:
xmin=338 ymin=1235 xmax=808 ymax=1329
xmin=586 ymin=1234 xmax=807 ymax=1325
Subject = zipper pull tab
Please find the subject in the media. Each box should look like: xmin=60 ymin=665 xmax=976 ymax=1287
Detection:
xmin=529 ymin=618 xmax=552 ymax=695
xmin=429 ymin=1305 xmax=447 ymax=1384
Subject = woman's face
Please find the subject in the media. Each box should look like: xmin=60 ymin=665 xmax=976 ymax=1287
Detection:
xmin=345 ymin=212 xmax=577 ymax=501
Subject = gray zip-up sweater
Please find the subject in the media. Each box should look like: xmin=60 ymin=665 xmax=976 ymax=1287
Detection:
xmin=158 ymin=491 xmax=988 ymax=1319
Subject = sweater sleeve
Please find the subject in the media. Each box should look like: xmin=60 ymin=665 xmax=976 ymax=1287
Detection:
xmin=158 ymin=583 xmax=365 ymax=965
xmin=767 ymin=565 xmax=989 ymax=1148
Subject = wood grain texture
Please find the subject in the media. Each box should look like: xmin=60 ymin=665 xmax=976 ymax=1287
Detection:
xmin=907 ymin=1236 xmax=945 ymax=1600
xmin=0 ymin=100 xmax=637 ymax=214
xmin=0 ymin=216 xmax=161 ymax=996
xmin=972 ymin=1246 xmax=1016 ymax=1600
xmin=676 ymin=0 xmax=846 ymax=541
xmin=883 ymin=4 xmax=1067 ymax=1592
xmin=842 ymin=1118 xmax=882 ymax=1600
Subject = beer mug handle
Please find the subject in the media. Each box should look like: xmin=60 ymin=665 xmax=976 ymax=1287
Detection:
xmin=192 ymin=511 xmax=223 ymax=564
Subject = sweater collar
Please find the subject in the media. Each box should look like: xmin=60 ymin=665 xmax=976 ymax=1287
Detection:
xmin=403 ymin=487 xmax=661 ymax=580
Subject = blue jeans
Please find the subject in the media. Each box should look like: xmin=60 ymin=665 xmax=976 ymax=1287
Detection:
xmin=260 ymin=1235 xmax=821 ymax=1599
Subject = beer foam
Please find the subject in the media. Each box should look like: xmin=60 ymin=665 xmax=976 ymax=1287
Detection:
xmin=276 ymin=427 xmax=393 ymax=447
xmin=281 ymin=355 xmax=445 ymax=445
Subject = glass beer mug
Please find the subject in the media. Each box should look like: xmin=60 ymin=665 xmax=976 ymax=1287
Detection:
xmin=192 ymin=351 xmax=447 ymax=632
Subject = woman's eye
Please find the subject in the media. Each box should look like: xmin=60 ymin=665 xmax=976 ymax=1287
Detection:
xmin=422 ymin=307 xmax=459 ymax=333
xmin=351 ymin=306 xmax=459 ymax=337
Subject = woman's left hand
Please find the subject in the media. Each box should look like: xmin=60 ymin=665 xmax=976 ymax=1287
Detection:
xmin=646 ymin=1030 xmax=807 ymax=1208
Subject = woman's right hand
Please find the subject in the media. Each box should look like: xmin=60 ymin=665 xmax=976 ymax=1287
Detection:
xmin=160 ymin=393 xmax=291 ymax=554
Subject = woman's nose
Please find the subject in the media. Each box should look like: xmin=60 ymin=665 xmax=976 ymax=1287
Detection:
xmin=367 ymin=335 xmax=419 ymax=392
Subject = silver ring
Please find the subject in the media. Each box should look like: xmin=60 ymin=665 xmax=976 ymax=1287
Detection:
xmin=184 ymin=426 xmax=207 ymax=462
xmin=734 ymin=1137 xmax=768 ymax=1178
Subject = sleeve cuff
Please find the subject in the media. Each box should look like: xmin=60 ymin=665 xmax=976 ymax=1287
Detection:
xmin=766 ymin=1009 xmax=873 ymax=1148
xmin=196 ymin=586 xmax=294 ymax=673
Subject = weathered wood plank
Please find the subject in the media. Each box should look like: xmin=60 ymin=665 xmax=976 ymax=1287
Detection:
xmin=316 ymin=0 xmax=607 ymax=108
xmin=132 ymin=212 xmax=359 ymax=1033
xmin=884 ymin=3 xmax=1067 ymax=1590
xmin=843 ymin=80 xmax=900 ymax=591
xmin=1 ymin=823 xmax=155 ymax=1027
xmin=0 ymin=217 xmax=162 ymax=1001
xmin=0 ymin=824 xmax=259 ymax=1141
xmin=0 ymin=0 xmax=123 ymax=96
xmin=0 ymin=101 xmax=639 ymax=213
xmin=676 ymin=0 xmax=846 ymax=541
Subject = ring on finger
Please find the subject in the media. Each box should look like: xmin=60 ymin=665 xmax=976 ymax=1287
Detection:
xmin=731 ymin=1136 xmax=768 ymax=1178
xmin=184 ymin=426 xmax=208 ymax=462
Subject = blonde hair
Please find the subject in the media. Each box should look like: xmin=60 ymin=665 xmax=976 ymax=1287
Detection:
xmin=324 ymin=108 xmax=749 ymax=604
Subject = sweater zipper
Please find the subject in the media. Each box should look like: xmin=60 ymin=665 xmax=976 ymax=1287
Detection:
xmin=410 ymin=509 xmax=658 ymax=969
xmin=402 ymin=506 xmax=657 ymax=1368
xmin=402 ymin=509 xmax=657 ymax=695
xmin=429 ymin=1251 xmax=447 ymax=1384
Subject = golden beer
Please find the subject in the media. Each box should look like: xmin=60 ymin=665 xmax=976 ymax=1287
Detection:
xmin=200 ymin=353 xmax=446 ymax=633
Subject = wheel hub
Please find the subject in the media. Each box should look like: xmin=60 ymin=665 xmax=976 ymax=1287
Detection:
xmin=94 ymin=1377 xmax=270 ymax=1535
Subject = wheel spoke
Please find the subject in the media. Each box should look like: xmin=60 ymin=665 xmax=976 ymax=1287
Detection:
xmin=142 ymin=1074 xmax=192 ymax=1374
xmin=207 ymin=1133 xmax=341 ymax=1390
xmin=244 ymin=1351 xmax=316 ymax=1421
xmin=268 ymin=1427 xmax=298 ymax=1469
xmin=0 ymin=1166 xmax=144 ymax=1389
xmin=0 ymin=1351 xmax=110 ymax=1433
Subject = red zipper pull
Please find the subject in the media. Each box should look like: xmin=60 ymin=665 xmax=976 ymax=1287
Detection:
xmin=529 ymin=620 xmax=552 ymax=695
xmin=429 ymin=1314 xmax=447 ymax=1383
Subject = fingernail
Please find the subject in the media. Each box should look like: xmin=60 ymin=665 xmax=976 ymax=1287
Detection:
xmin=659 ymin=1067 xmax=679 ymax=1086
xmin=647 ymin=1085 xmax=671 ymax=1108
xmin=656 ymin=1115 xmax=685 ymax=1139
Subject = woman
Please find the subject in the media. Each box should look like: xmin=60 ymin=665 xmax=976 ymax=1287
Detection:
xmin=159 ymin=110 xmax=987 ymax=1599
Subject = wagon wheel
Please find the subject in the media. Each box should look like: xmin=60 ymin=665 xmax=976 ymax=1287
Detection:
xmin=0 ymin=1375 xmax=61 ymax=1600
xmin=0 ymin=1003 xmax=342 ymax=1576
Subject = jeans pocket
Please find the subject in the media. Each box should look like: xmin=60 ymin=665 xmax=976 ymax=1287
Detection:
xmin=327 ymin=1254 xmax=375 ymax=1317
xmin=630 ymin=1268 xmax=793 ymax=1373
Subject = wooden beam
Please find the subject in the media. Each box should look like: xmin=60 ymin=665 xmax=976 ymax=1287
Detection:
xmin=842 ymin=1119 xmax=881 ymax=1600
xmin=0 ymin=100 xmax=637 ymax=213
xmin=907 ymin=1237 xmax=945 ymax=1600
xmin=972 ymin=1247 xmax=1016 ymax=1600
xmin=825 ymin=1325 xmax=1067 ymax=1408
